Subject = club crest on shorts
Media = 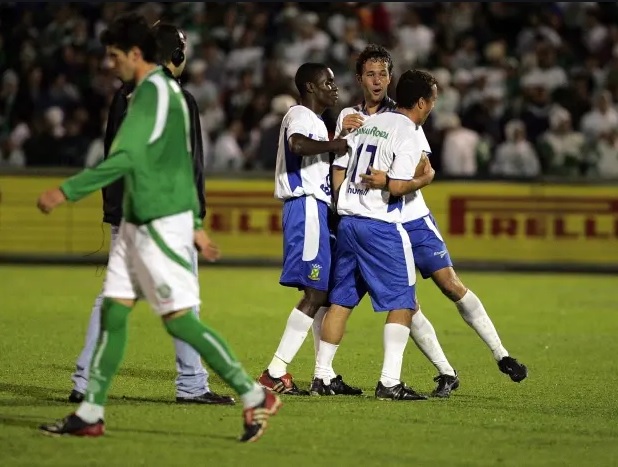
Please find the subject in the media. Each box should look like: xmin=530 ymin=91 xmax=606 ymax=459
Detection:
xmin=156 ymin=284 xmax=172 ymax=300
xmin=308 ymin=264 xmax=322 ymax=281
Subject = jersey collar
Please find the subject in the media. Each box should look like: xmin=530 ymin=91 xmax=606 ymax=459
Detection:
xmin=389 ymin=109 xmax=421 ymax=130
xmin=356 ymin=96 xmax=397 ymax=116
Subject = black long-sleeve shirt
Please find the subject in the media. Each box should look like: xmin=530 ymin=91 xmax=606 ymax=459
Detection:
xmin=101 ymin=66 xmax=206 ymax=226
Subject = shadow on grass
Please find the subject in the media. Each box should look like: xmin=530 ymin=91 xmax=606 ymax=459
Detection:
xmin=0 ymin=413 xmax=237 ymax=442
xmin=44 ymin=363 xmax=176 ymax=383
xmin=0 ymin=382 xmax=176 ymax=405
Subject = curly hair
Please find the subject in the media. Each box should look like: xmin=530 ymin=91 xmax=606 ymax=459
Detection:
xmin=355 ymin=44 xmax=394 ymax=76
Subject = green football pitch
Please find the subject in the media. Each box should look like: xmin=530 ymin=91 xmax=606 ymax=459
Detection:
xmin=1 ymin=265 xmax=617 ymax=466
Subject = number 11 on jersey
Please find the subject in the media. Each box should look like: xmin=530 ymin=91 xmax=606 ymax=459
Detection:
xmin=349 ymin=143 xmax=377 ymax=185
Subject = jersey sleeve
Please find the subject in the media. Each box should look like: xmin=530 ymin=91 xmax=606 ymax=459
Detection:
xmin=61 ymin=80 xmax=160 ymax=202
xmin=61 ymin=154 xmax=133 ymax=202
xmin=286 ymin=106 xmax=315 ymax=138
xmin=416 ymin=127 xmax=432 ymax=156
xmin=388 ymin=133 xmax=421 ymax=181
xmin=332 ymin=133 xmax=355 ymax=169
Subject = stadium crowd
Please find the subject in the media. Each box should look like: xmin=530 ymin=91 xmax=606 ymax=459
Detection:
xmin=1 ymin=2 xmax=618 ymax=179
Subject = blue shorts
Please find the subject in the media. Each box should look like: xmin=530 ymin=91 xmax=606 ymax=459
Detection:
xmin=403 ymin=214 xmax=453 ymax=279
xmin=279 ymin=196 xmax=332 ymax=292
xmin=329 ymin=216 xmax=417 ymax=312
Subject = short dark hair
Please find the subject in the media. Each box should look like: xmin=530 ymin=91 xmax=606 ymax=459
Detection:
xmin=100 ymin=12 xmax=158 ymax=63
xmin=396 ymin=69 xmax=437 ymax=109
xmin=151 ymin=22 xmax=186 ymax=66
xmin=294 ymin=62 xmax=328 ymax=97
xmin=355 ymin=44 xmax=394 ymax=76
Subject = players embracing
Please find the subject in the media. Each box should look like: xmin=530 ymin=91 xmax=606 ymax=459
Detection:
xmin=340 ymin=45 xmax=528 ymax=392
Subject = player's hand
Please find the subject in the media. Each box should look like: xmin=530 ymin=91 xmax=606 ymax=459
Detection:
xmin=414 ymin=158 xmax=435 ymax=188
xmin=342 ymin=113 xmax=365 ymax=134
xmin=194 ymin=229 xmax=221 ymax=262
xmin=359 ymin=167 xmax=388 ymax=189
xmin=420 ymin=158 xmax=435 ymax=181
xmin=37 ymin=188 xmax=67 ymax=214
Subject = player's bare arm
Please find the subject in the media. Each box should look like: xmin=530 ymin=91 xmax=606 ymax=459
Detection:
xmin=339 ymin=113 xmax=365 ymax=137
xmin=288 ymin=133 xmax=348 ymax=156
xmin=360 ymin=153 xmax=435 ymax=192
xmin=387 ymin=158 xmax=435 ymax=197
xmin=37 ymin=187 xmax=68 ymax=214
xmin=331 ymin=166 xmax=347 ymax=208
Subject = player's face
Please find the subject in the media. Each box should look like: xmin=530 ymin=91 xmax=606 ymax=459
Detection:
xmin=357 ymin=59 xmax=391 ymax=104
xmin=313 ymin=68 xmax=339 ymax=107
xmin=106 ymin=46 xmax=138 ymax=83
xmin=419 ymin=84 xmax=438 ymax=125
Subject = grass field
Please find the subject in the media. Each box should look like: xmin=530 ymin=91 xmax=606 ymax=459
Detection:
xmin=1 ymin=265 xmax=617 ymax=467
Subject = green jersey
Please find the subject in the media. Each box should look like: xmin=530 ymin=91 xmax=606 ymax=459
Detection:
xmin=61 ymin=67 xmax=201 ymax=228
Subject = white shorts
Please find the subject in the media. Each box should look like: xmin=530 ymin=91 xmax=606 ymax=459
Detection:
xmin=103 ymin=211 xmax=200 ymax=315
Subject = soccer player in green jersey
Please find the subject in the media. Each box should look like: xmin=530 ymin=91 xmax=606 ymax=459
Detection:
xmin=37 ymin=13 xmax=281 ymax=443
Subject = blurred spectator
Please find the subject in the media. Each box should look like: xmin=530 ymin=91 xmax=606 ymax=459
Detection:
xmin=184 ymin=59 xmax=218 ymax=111
xmin=0 ymin=2 xmax=616 ymax=179
xmin=0 ymin=70 xmax=19 ymax=141
xmin=518 ymin=74 xmax=553 ymax=145
xmin=21 ymin=108 xmax=63 ymax=167
xmin=252 ymin=94 xmax=297 ymax=170
xmin=432 ymin=68 xmax=460 ymax=117
xmin=536 ymin=106 xmax=586 ymax=176
xmin=490 ymin=119 xmax=541 ymax=178
xmin=579 ymin=90 xmax=618 ymax=142
xmin=520 ymin=41 xmax=568 ymax=94
xmin=395 ymin=8 xmax=434 ymax=67
xmin=211 ymin=119 xmax=246 ymax=171
xmin=439 ymin=113 xmax=481 ymax=177
xmin=58 ymin=120 xmax=87 ymax=166
xmin=589 ymin=127 xmax=618 ymax=178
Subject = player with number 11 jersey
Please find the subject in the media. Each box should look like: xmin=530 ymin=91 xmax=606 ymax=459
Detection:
xmin=332 ymin=110 xmax=422 ymax=311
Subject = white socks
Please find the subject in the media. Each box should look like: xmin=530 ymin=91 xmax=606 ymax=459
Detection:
xmin=456 ymin=290 xmax=508 ymax=361
xmin=268 ymin=308 xmax=314 ymax=378
xmin=240 ymin=383 xmax=266 ymax=409
xmin=314 ymin=341 xmax=339 ymax=382
xmin=76 ymin=401 xmax=104 ymax=423
xmin=409 ymin=310 xmax=456 ymax=377
xmin=311 ymin=306 xmax=328 ymax=360
xmin=379 ymin=323 xmax=410 ymax=388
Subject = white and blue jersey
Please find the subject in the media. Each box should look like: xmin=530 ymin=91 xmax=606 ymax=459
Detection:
xmin=401 ymin=127 xmax=453 ymax=278
xmin=334 ymin=97 xmax=396 ymax=138
xmin=275 ymin=105 xmax=333 ymax=292
xmin=335 ymin=101 xmax=453 ymax=280
xmin=275 ymin=105 xmax=332 ymax=206
xmin=329 ymin=112 xmax=421 ymax=312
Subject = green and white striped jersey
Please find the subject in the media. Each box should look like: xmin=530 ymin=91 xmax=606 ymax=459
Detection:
xmin=61 ymin=67 xmax=201 ymax=227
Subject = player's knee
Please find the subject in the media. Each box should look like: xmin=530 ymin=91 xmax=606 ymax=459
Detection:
xmin=298 ymin=289 xmax=329 ymax=317
xmin=162 ymin=308 xmax=191 ymax=322
xmin=101 ymin=297 xmax=132 ymax=331
xmin=386 ymin=308 xmax=414 ymax=327
xmin=433 ymin=269 xmax=467 ymax=302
